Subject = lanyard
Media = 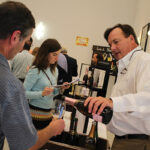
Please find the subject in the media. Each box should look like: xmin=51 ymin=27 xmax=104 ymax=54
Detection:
xmin=120 ymin=49 xmax=142 ymax=74
xmin=129 ymin=49 xmax=142 ymax=61
xmin=42 ymin=70 xmax=53 ymax=85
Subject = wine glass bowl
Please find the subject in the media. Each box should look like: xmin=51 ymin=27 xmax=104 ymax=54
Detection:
xmin=51 ymin=99 xmax=66 ymax=119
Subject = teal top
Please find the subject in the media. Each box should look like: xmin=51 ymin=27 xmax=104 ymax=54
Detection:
xmin=24 ymin=67 xmax=59 ymax=109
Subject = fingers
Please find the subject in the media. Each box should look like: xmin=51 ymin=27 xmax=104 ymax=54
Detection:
xmin=63 ymin=82 xmax=69 ymax=86
xmin=42 ymin=87 xmax=54 ymax=96
xmin=92 ymin=98 xmax=101 ymax=114
xmin=95 ymin=98 xmax=113 ymax=115
xmin=84 ymin=97 xmax=99 ymax=113
xmin=52 ymin=117 xmax=57 ymax=121
xmin=53 ymin=119 xmax=65 ymax=136
xmin=50 ymin=119 xmax=65 ymax=136
xmin=46 ymin=87 xmax=54 ymax=92
xmin=84 ymin=96 xmax=112 ymax=115
xmin=88 ymin=97 xmax=98 ymax=113
xmin=96 ymin=101 xmax=107 ymax=115
xmin=84 ymin=97 xmax=93 ymax=106
xmin=62 ymin=82 xmax=70 ymax=89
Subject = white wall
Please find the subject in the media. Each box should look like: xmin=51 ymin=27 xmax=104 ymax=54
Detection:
xmin=134 ymin=0 xmax=150 ymax=52
xmin=134 ymin=0 xmax=150 ymax=38
xmin=1 ymin=0 xmax=138 ymax=72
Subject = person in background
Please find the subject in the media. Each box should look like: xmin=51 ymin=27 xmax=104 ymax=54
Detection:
xmin=58 ymin=52 xmax=68 ymax=73
xmin=91 ymin=53 xmax=101 ymax=88
xmin=90 ymin=52 xmax=106 ymax=88
xmin=91 ymin=53 xmax=103 ymax=67
xmin=57 ymin=52 xmax=68 ymax=85
xmin=32 ymin=46 xmax=39 ymax=56
xmin=28 ymin=38 xmax=33 ymax=54
xmin=10 ymin=37 xmax=34 ymax=83
xmin=24 ymin=39 xmax=69 ymax=130
xmin=26 ymin=37 xmax=33 ymax=50
xmin=0 ymin=1 xmax=65 ymax=150
xmin=85 ymin=24 xmax=150 ymax=150
xmin=61 ymin=48 xmax=78 ymax=96
xmin=82 ymin=53 xmax=101 ymax=87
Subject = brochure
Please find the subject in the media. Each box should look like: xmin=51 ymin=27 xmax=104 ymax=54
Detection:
xmin=51 ymin=77 xmax=80 ymax=88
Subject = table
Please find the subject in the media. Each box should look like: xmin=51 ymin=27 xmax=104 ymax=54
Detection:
xmin=40 ymin=131 xmax=107 ymax=150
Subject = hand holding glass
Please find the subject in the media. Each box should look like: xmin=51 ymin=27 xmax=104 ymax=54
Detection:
xmin=51 ymin=99 xmax=66 ymax=119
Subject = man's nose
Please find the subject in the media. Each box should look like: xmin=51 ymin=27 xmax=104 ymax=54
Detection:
xmin=110 ymin=44 xmax=116 ymax=52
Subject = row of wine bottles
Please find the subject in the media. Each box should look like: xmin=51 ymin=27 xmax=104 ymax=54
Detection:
xmin=67 ymin=116 xmax=99 ymax=150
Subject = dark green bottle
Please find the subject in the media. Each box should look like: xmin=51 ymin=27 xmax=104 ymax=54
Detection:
xmin=64 ymin=96 xmax=113 ymax=124
xmin=67 ymin=118 xmax=79 ymax=146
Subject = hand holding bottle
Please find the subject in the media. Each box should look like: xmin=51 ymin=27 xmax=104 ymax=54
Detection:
xmin=84 ymin=96 xmax=113 ymax=115
xmin=64 ymin=96 xmax=113 ymax=124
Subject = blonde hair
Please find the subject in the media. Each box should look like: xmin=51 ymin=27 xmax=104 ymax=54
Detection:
xmin=32 ymin=47 xmax=39 ymax=56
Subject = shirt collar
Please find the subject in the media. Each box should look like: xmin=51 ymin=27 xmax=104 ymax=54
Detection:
xmin=117 ymin=46 xmax=141 ymax=73
xmin=0 ymin=54 xmax=10 ymax=69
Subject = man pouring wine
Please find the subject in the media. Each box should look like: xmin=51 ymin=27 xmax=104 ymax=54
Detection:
xmin=84 ymin=24 xmax=150 ymax=150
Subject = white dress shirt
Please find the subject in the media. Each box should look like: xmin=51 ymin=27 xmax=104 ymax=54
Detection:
xmin=107 ymin=46 xmax=150 ymax=136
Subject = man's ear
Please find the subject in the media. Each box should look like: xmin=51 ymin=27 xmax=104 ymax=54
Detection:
xmin=129 ymin=35 xmax=134 ymax=42
xmin=10 ymin=30 xmax=21 ymax=45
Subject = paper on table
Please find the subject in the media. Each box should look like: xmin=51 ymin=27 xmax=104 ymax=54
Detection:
xmin=51 ymin=77 xmax=80 ymax=88
xmin=63 ymin=111 xmax=72 ymax=132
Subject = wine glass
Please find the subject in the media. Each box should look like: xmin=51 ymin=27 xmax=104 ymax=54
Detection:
xmin=51 ymin=99 xmax=66 ymax=119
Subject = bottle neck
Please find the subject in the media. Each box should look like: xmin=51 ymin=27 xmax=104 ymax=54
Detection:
xmin=65 ymin=96 xmax=80 ymax=106
xmin=88 ymin=121 xmax=96 ymax=138
xmin=70 ymin=118 xmax=78 ymax=135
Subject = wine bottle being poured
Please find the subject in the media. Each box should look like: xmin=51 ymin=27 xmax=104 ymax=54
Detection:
xmin=61 ymin=96 xmax=113 ymax=124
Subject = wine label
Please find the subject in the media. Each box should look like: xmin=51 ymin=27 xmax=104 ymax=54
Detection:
xmin=80 ymin=87 xmax=89 ymax=96
xmin=97 ymin=70 xmax=106 ymax=89
xmin=74 ymin=85 xmax=82 ymax=96
xmin=92 ymin=114 xmax=102 ymax=122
